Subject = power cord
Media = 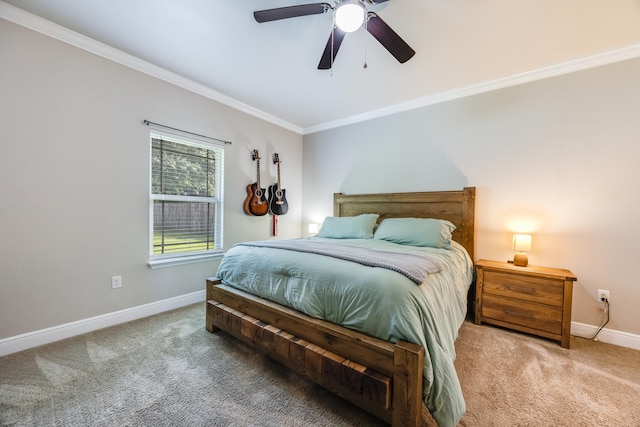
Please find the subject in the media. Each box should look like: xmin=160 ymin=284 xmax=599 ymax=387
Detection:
xmin=589 ymin=299 xmax=610 ymax=341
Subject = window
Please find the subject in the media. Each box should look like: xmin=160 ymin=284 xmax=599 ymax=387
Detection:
xmin=148 ymin=128 xmax=224 ymax=267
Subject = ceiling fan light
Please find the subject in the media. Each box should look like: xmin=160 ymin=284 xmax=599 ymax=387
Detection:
xmin=335 ymin=2 xmax=365 ymax=33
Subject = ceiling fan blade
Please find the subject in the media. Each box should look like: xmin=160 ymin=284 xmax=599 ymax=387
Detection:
xmin=318 ymin=27 xmax=347 ymax=70
xmin=366 ymin=0 xmax=390 ymax=3
xmin=254 ymin=3 xmax=331 ymax=23
xmin=366 ymin=12 xmax=415 ymax=63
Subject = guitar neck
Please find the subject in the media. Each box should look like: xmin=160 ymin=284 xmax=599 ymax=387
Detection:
xmin=277 ymin=162 xmax=281 ymax=187
xmin=256 ymin=158 xmax=261 ymax=187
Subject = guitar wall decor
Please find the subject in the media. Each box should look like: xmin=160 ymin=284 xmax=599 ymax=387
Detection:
xmin=268 ymin=153 xmax=288 ymax=216
xmin=243 ymin=149 xmax=268 ymax=216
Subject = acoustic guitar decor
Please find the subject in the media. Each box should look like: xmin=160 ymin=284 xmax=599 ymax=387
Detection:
xmin=243 ymin=149 xmax=268 ymax=216
xmin=268 ymin=153 xmax=288 ymax=216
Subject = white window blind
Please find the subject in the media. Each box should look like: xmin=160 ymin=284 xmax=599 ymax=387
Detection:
xmin=149 ymin=128 xmax=224 ymax=261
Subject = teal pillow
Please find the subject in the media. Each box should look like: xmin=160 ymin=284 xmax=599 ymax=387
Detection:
xmin=316 ymin=214 xmax=379 ymax=239
xmin=373 ymin=218 xmax=456 ymax=248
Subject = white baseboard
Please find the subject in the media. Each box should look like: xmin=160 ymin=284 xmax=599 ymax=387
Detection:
xmin=571 ymin=321 xmax=640 ymax=351
xmin=2 ymin=297 xmax=637 ymax=357
xmin=0 ymin=290 xmax=206 ymax=357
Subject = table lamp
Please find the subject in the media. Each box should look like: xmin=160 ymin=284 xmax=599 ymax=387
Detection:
xmin=513 ymin=233 xmax=532 ymax=267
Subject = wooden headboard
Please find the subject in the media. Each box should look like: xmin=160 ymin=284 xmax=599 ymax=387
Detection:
xmin=333 ymin=187 xmax=476 ymax=261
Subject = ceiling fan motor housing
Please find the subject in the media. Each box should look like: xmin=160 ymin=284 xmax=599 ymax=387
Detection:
xmin=334 ymin=0 xmax=366 ymax=33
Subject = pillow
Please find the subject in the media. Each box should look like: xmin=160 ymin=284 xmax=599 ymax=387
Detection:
xmin=316 ymin=214 xmax=379 ymax=239
xmin=373 ymin=218 xmax=456 ymax=248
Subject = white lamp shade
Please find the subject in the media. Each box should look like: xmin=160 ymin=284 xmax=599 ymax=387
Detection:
xmin=335 ymin=2 xmax=365 ymax=32
xmin=512 ymin=234 xmax=532 ymax=252
xmin=308 ymin=223 xmax=319 ymax=235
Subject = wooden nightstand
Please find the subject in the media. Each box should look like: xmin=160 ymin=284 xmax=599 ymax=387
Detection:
xmin=474 ymin=260 xmax=577 ymax=348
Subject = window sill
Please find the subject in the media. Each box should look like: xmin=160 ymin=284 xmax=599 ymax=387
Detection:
xmin=147 ymin=251 xmax=223 ymax=269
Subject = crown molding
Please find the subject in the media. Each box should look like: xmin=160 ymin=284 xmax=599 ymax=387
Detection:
xmin=303 ymin=42 xmax=640 ymax=134
xmin=4 ymin=1 xmax=640 ymax=137
xmin=0 ymin=1 xmax=303 ymax=134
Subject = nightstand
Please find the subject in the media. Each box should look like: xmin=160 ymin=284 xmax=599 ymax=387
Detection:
xmin=474 ymin=260 xmax=577 ymax=348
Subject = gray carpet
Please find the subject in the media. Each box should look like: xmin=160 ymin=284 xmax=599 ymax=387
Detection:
xmin=1 ymin=303 xmax=639 ymax=426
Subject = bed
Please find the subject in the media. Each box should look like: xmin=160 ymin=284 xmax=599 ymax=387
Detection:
xmin=206 ymin=187 xmax=476 ymax=426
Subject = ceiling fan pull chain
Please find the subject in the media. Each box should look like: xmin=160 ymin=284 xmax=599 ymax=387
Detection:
xmin=363 ymin=11 xmax=368 ymax=69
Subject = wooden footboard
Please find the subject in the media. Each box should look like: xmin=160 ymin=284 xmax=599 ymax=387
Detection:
xmin=206 ymin=278 xmax=424 ymax=426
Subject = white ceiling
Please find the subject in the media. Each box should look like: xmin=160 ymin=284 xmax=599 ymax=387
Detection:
xmin=4 ymin=0 xmax=640 ymax=134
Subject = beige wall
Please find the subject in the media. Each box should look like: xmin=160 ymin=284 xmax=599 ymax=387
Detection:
xmin=303 ymin=57 xmax=640 ymax=337
xmin=410 ymin=0 xmax=640 ymax=96
xmin=0 ymin=19 xmax=303 ymax=339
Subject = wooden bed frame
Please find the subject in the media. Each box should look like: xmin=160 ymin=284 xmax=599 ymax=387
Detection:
xmin=206 ymin=187 xmax=476 ymax=426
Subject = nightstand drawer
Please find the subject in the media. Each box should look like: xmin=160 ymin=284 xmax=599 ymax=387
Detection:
xmin=481 ymin=294 xmax=562 ymax=335
xmin=483 ymin=270 xmax=564 ymax=307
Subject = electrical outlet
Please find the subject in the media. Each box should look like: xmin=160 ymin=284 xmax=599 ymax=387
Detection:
xmin=597 ymin=289 xmax=610 ymax=303
xmin=111 ymin=275 xmax=122 ymax=289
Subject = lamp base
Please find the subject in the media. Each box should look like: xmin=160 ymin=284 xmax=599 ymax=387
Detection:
xmin=513 ymin=253 xmax=528 ymax=267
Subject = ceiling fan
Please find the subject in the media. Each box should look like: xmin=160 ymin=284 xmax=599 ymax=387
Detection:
xmin=253 ymin=0 xmax=415 ymax=70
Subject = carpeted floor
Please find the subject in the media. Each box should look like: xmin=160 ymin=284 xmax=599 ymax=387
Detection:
xmin=0 ymin=303 xmax=638 ymax=426
xmin=454 ymin=320 xmax=640 ymax=426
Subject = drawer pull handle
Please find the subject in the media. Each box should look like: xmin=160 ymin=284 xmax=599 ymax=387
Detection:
xmin=504 ymin=310 xmax=534 ymax=319
xmin=505 ymin=285 xmax=536 ymax=294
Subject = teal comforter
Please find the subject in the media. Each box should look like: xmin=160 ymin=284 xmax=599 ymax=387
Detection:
xmin=216 ymin=237 xmax=473 ymax=427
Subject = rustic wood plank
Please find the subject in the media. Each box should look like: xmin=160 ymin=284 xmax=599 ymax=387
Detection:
xmin=392 ymin=340 xmax=424 ymax=427
xmin=211 ymin=284 xmax=396 ymax=376
xmin=206 ymin=300 xmax=220 ymax=333
xmin=460 ymin=187 xmax=476 ymax=260
xmin=206 ymin=277 xmax=220 ymax=301
xmin=230 ymin=308 xmax=244 ymax=333
xmin=290 ymin=337 xmax=309 ymax=366
xmin=342 ymin=359 xmax=367 ymax=395
xmin=206 ymin=278 xmax=222 ymax=333
xmin=261 ymin=324 xmax=280 ymax=351
xmin=363 ymin=368 xmax=391 ymax=409
xmin=217 ymin=303 xmax=232 ymax=329
xmin=212 ymin=303 xmax=243 ymax=334
xmin=321 ymin=351 xmax=346 ymax=388
xmin=240 ymin=314 xmax=258 ymax=339
xmin=275 ymin=330 xmax=294 ymax=359
xmin=305 ymin=343 xmax=326 ymax=376
xmin=251 ymin=320 xmax=268 ymax=344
